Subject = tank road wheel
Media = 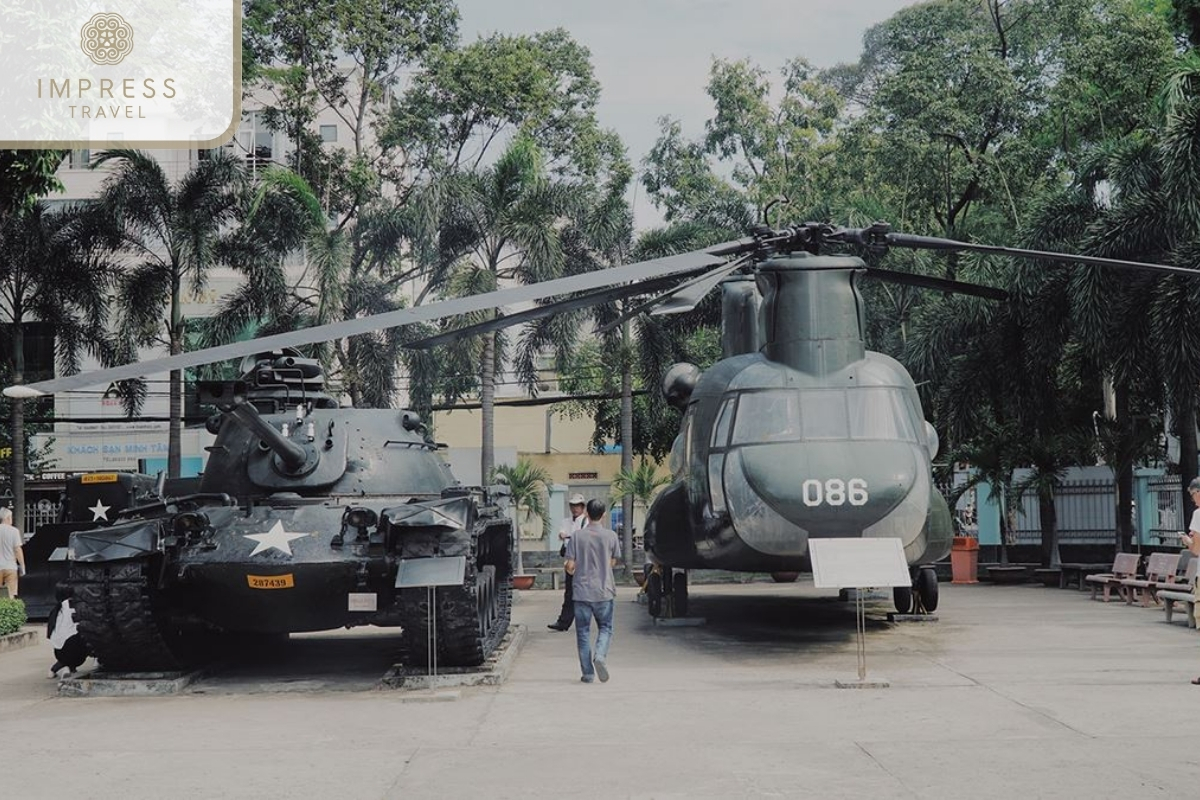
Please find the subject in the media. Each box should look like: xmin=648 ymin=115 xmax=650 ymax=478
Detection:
xmin=671 ymin=570 xmax=689 ymax=617
xmin=893 ymin=585 xmax=914 ymax=615
xmin=915 ymin=568 xmax=939 ymax=613
xmin=647 ymin=570 xmax=664 ymax=618
xmin=70 ymin=560 xmax=203 ymax=672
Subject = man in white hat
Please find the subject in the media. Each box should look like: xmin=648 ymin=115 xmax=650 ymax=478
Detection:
xmin=548 ymin=493 xmax=588 ymax=631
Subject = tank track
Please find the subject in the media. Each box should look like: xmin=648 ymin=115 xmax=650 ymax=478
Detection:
xmin=70 ymin=560 xmax=192 ymax=672
xmin=396 ymin=565 xmax=511 ymax=667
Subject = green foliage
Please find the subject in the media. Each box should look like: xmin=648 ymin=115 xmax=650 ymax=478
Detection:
xmin=0 ymin=597 xmax=26 ymax=636
xmin=0 ymin=150 xmax=66 ymax=217
xmin=491 ymin=458 xmax=551 ymax=536
xmin=609 ymin=460 xmax=670 ymax=506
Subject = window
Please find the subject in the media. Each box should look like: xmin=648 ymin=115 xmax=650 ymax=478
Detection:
xmin=800 ymin=390 xmax=848 ymax=440
xmin=710 ymin=397 xmax=736 ymax=448
xmin=67 ymin=149 xmax=90 ymax=169
xmin=731 ymin=391 xmax=802 ymax=445
xmin=319 ymin=124 xmax=338 ymax=143
xmin=847 ymin=388 xmax=918 ymax=442
xmin=231 ymin=111 xmax=291 ymax=174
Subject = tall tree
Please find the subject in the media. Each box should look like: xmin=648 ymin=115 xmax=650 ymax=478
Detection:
xmin=91 ymin=149 xmax=246 ymax=477
xmin=0 ymin=203 xmax=117 ymax=529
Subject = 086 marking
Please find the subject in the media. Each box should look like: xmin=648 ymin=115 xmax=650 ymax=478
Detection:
xmin=801 ymin=478 xmax=869 ymax=507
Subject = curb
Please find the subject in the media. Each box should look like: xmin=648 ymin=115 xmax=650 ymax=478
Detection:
xmin=379 ymin=623 xmax=528 ymax=691
xmin=0 ymin=628 xmax=40 ymax=654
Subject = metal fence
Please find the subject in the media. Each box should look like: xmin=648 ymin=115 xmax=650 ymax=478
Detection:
xmin=1146 ymin=476 xmax=1183 ymax=545
xmin=22 ymin=498 xmax=62 ymax=540
xmin=1009 ymin=479 xmax=1116 ymax=544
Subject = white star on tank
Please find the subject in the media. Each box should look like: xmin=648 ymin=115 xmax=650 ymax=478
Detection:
xmin=243 ymin=521 xmax=308 ymax=557
xmin=89 ymin=500 xmax=111 ymax=521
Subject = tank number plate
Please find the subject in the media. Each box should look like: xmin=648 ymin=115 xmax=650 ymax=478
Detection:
xmin=247 ymin=573 xmax=295 ymax=590
xmin=81 ymin=473 xmax=119 ymax=484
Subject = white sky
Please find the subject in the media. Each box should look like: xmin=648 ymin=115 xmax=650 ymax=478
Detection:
xmin=454 ymin=0 xmax=919 ymax=229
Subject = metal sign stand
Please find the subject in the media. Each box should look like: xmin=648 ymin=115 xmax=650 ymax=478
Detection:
xmin=397 ymin=556 xmax=467 ymax=686
xmin=808 ymin=538 xmax=911 ymax=689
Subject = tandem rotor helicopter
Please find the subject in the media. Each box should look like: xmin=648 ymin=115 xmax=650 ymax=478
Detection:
xmin=7 ymin=219 xmax=1193 ymax=652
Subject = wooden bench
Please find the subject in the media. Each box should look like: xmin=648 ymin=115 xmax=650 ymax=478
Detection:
xmin=1121 ymin=552 xmax=1182 ymax=607
xmin=1085 ymin=553 xmax=1141 ymax=602
xmin=1160 ymin=589 xmax=1197 ymax=628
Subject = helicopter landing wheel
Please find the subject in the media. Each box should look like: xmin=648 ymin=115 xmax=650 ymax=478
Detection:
xmin=647 ymin=570 xmax=664 ymax=618
xmin=915 ymin=568 xmax=939 ymax=613
xmin=671 ymin=570 xmax=688 ymax=617
xmin=893 ymin=585 xmax=914 ymax=615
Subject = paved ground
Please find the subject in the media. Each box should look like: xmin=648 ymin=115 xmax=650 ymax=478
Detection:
xmin=3 ymin=580 xmax=1200 ymax=799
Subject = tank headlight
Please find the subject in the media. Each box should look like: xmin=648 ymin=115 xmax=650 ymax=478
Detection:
xmin=174 ymin=511 xmax=210 ymax=537
xmin=346 ymin=507 xmax=378 ymax=529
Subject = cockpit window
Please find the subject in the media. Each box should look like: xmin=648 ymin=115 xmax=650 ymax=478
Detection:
xmin=731 ymin=391 xmax=802 ymax=444
xmin=847 ymin=388 xmax=918 ymax=442
xmin=800 ymin=390 xmax=849 ymax=440
xmin=711 ymin=397 xmax=737 ymax=448
xmin=727 ymin=387 xmax=919 ymax=446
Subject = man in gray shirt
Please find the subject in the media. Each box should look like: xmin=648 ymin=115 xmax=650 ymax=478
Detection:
xmin=564 ymin=499 xmax=621 ymax=683
xmin=0 ymin=507 xmax=25 ymax=599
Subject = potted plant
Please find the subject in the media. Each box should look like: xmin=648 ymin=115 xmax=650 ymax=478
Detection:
xmin=491 ymin=458 xmax=551 ymax=589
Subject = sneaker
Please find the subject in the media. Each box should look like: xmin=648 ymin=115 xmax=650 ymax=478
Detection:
xmin=593 ymin=658 xmax=609 ymax=683
xmin=547 ymin=623 xmax=569 ymax=631
xmin=47 ymin=668 xmax=58 ymax=679
xmin=580 ymin=675 xmax=594 ymax=683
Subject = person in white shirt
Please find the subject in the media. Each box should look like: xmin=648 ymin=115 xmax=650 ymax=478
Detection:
xmin=47 ymin=588 xmax=88 ymax=678
xmin=0 ymin=507 xmax=25 ymax=599
xmin=547 ymin=494 xmax=588 ymax=631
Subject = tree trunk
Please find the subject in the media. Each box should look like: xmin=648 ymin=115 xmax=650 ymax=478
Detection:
xmin=10 ymin=322 xmax=24 ymax=532
xmin=997 ymin=483 xmax=1009 ymax=566
xmin=168 ymin=280 xmax=182 ymax=478
xmin=1038 ymin=486 xmax=1059 ymax=568
xmin=1177 ymin=397 xmax=1198 ymax=535
xmin=619 ymin=321 xmax=633 ymax=571
xmin=1116 ymin=385 xmax=1137 ymax=553
xmin=480 ymin=330 xmax=495 ymax=485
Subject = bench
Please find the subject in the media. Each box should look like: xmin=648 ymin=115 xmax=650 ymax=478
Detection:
xmin=1058 ymin=562 xmax=1118 ymax=590
xmin=1120 ymin=552 xmax=1182 ymax=607
xmin=1085 ymin=553 xmax=1141 ymax=602
xmin=1160 ymin=590 xmax=1197 ymax=628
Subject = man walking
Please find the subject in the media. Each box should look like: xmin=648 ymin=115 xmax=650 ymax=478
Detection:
xmin=548 ymin=493 xmax=588 ymax=631
xmin=0 ymin=507 xmax=26 ymax=599
xmin=564 ymin=498 xmax=621 ymax=683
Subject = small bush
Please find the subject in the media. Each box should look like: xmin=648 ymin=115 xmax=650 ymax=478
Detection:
xmin=0 ymin=597 xmax=27 ymax=636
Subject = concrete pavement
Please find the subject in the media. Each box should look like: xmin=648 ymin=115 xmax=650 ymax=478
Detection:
xmin=3 ymin=581 xmax=1200 ymax=798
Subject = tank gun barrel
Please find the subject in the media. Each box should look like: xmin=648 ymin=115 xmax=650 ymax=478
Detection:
xmin=198 ymin=381 xmax=308 ymax=472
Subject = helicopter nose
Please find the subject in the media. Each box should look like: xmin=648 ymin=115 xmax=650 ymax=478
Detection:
xmin=733 ymin=441 xmax=921 ymax=536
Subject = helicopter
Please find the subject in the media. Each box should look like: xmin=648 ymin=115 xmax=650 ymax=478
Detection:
xmin=6 ymin=221 xmax=1191 ymax=642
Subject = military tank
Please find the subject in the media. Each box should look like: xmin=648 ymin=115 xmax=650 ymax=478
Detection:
xmin=66 ymin=350 xmax=514 ymax=671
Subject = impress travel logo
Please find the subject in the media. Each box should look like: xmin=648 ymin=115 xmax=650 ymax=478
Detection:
xmin=0 ymin=1 xmax=240 ymax=148
xmin=81 ymin=13 xmax=134 ymax=66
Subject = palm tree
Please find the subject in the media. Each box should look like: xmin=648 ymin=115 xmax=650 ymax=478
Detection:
xmin=428 ymin=136 xmax=576 ymax=482
xmin=0 ymin=203 xmax=118 ymax=528
xmin=491 ymin=458 xmax=551 ymax=576
xmin=89 ymin=149 xmax=246 ymax=477
xmin=609 ymin=459 xmax=671 ymax=551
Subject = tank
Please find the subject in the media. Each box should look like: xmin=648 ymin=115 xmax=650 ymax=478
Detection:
xmin=66 ymin=350 xmax=514 ymax=671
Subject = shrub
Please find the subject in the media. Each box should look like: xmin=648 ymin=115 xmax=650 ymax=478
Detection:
xmin=0 ymin=597 xmax=27 ymax=636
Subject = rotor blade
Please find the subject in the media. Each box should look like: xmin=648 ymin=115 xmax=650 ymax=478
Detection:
xmin=5 ymin=247 xmax=734 ymax=397
xmin=598 ymin=255 xmax=752 ymax=335
xmin=650 ymin=256 xmax=751 ymax=316
xmin=404 ymin=274 xmax=685 ymax=350
xmin=862 ymin=267 xmax=1008 ymax=301
xmin=884 ymin=232 xmax=1200 ymax=278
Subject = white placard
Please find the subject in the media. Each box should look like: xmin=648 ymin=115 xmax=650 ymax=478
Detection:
xmin=809 ymin=538 xmax=911 ymax=589
xmin=347 ymin=593 xmax=378 ymax=612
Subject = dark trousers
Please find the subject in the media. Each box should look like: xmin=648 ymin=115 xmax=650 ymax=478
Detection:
xmin=554 ymin=571 xmax=574 ymax=628
xmin=51 ymin=634 xmax=88 ymax=673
